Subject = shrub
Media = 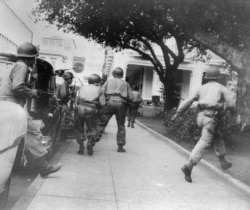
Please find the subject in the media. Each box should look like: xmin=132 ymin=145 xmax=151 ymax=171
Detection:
xmin=164 ymin=108 xmax=240 ymax=147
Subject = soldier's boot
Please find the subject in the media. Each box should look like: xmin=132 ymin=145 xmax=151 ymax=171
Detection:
xmin=181 ymin=161 xmax=194 ymax=183
xmin=87 ymin=142 xmax=94 ymax=155
xmin=127 ymin=122 xmax=130 ymax=127
xmin=131 ymin=123 xmax=134 ymax=128
xmin=117 ymin=145 xmax=126 ymax=152
xmin=219 ymin=155 xmax=232 ymax=170
xmin=77 ymin=138 xmax=84 ymax=155
xmin=40 ymin=161 xmax=62 ymax=178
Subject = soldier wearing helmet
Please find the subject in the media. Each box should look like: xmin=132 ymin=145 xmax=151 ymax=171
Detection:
xmin=0 ymin=42 xmax=39 ymax=104
xmin=57 ymin=71 xmax=74 ymax=104
xmin=96 ymin=67 xmax=133 ymax=152
xmin=127 ymin=85 xmax=142 ymax=128
xmin=56 ymin=71 xmax=75 ymax=133
xmin=171 ymin=65 xmax=235 ymax=183
xmin=112 ymin=67 xmax=124 ymax=78
xmin=0 ymin=42 xmax=62 ymax=177
xmin=75 ymin=74 xmax=105 ymax=155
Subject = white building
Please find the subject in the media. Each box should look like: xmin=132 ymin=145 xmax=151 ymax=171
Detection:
xmin=36 ymin=35 xmax=106 ymax=86
xmin=108 ymin=42 xmax=230 ymax=116
xmin=0 ymin=0 xmax=33 ymax=53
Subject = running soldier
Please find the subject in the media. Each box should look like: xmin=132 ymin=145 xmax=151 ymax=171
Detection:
xmin=171 ymin=66 xmax=235 ymax=183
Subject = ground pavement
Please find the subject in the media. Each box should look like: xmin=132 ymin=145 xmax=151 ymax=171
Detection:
xmin=11 ymin=117 xmax=250 ymax=210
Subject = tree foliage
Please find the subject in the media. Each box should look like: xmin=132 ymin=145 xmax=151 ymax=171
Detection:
xmin=34 ymin=0 xmax=250 ymax=111
xmin=165 ymin=0 xmax=250 ymax=73
xmin=34 ymin=0 xmax=204 ymax=109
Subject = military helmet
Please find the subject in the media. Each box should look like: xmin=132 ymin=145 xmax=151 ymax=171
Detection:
xmin=88 ymin=74 xmax=101 ymax=84
xmin=63 ymin=72 xmax=74 ymax=80
xmin=17 ymin=42 xmax=38 ymax=58
xmin=112 ymin=67 xmax=124 ymax=78
xmin=205 ymin=66 xmax=221 ymax=79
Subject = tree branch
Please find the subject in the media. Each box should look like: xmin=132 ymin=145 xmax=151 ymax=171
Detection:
xmin=138 ymin=36 xmax=164 ymax=72
xmin=123 ymin=43 xmax=164 ymax=81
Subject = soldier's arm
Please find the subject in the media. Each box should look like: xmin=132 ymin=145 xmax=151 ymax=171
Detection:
xmin=59 ymin=83 xmax=69 ymax=101
xmin=127 ymin=84 xmax=134 ymax=101
xmin=11 ymin=65 xmax=36 ymax=98
xmin=172 ymin=92 xmax=199 ymax=120
xmin=56 ymin=85 xmax=61 ymax=99
xmin=102 ymin=81 xmax=108 ymax=94
xmin=222 ymin=86 xmax=236 ymax=109
xmin=98 ymin=89 xmax=106 ymax=107
xmin=138 ymin=92 xmax=142 ymax=103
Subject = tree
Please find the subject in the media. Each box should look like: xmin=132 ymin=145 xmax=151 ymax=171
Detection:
xmin=35 ymin=0 xmax=250 ymax=110
xmin=35 ymin=0 xmax=203 ymax=109
xmin=164 ymin=0 xmax=250 ymax=127
xmin=165 ymin=0 xmax=250 ymax=75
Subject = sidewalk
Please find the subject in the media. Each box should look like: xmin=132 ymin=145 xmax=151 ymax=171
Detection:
xmin=12 ymin=117 xmax=250 ymax=210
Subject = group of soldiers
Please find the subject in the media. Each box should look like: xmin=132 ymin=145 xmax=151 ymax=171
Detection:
xmin=0 ymin=42 xmax=142 ymax=178
xmin=57 ymin=66 xmax=142 ymax=155
xmin=0 ymin=41 xmax=235 ymax=184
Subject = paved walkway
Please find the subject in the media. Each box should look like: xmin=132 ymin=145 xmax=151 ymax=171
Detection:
xmin=12 ymin=118 xmax=250 ymax=210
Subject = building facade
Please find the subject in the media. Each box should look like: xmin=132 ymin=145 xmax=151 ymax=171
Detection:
xmin=108 ymin=45 xmax=234 ymax=116
xmin=0 ymin=0 xmax=33 ymax=53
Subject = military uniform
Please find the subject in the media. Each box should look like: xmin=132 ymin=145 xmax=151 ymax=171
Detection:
xmin=56 ymin=82 xmax=74 ymax=130
xmin=127 ymin=90 xmax=142 ymax=128
xmin=75 ymin=83 xmax=105 ymax=155
xmin=0 ymin=62 xmax=37 ymax=104
xmin=175 ymin=81 xmax=234 ymax=164
xmin=0 ymin=42 xmax=62 ymax=177
xmin=96 ymin=77 xmax=133 ymax=149
xmin=173 ymin=77 xmax=234 ymax=182
xmin=0 ymin=61 xmax=48 ymax=161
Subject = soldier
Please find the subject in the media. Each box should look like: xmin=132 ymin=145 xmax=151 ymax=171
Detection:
xmin=127 ymin=85 xmax=142 ymax=128
xmin=96 ymin=67 xmax=133 ymax=152
xmin=56 ymin=71 xmax=75 ymax=132
xmin=0 ymin=42 xmax=62 ymax=177
xmin=171 ymin=66 xmax=235 ymax=183
xmin=75 ymin=74 xmax=105 ymax=155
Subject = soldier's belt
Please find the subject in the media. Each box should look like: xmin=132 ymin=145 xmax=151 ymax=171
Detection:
xmin=109 ymin=96 xmax=124 ymax=103
xmin=77 ymin=100 xmax=96 ymax=109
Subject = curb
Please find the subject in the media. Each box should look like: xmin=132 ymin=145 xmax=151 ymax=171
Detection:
xmin=136 ymin=119 xmax=250 ymax=196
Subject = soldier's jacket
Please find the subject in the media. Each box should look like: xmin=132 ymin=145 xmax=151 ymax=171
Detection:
xmin=131 ymin=90 xmax=142 ymax=103
xmin=176 ymin=81 xmax=234 ymax=117
xmin=78 ymin=84 xmax=105 ymax=107
xmin=102 ymin=78 xmax=133 ymax=102
xmin=56 ymin=82 xmax=70 ymax=104
xmin=0 ymin=61 xmax=33 ymax=105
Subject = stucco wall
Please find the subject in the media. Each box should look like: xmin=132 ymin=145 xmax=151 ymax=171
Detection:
xmin=0 ymin=0 xmax=32 ymax=50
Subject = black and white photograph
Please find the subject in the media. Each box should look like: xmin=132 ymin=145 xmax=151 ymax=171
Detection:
xmin=0 ymin=0 xmax=250 ymax=209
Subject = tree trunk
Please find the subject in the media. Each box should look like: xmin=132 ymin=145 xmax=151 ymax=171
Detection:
xmin=163 ymin=81 xmax=179 ymax=111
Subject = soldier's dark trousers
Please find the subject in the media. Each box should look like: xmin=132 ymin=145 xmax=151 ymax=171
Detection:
xmin=127 ymin=102 xmax=139 ymax=124
xmin=96 ymin=101 xmax=127 ymax=146
xmin=75 ymin=105 xmax=97 ymax=147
